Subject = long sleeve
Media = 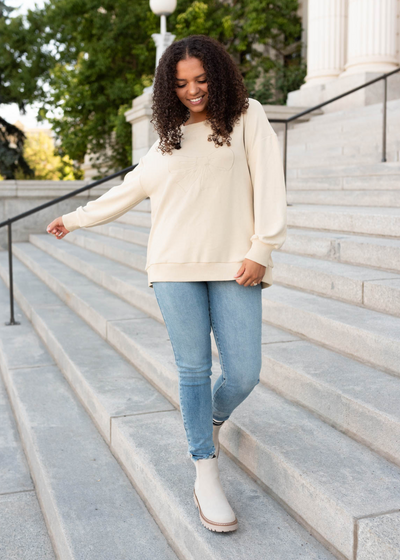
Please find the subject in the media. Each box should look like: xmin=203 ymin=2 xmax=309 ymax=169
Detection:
xmin=243 ymin=99 xmax=287 ymax=268
xmin=62 ymin=157 xmax=148 ymax=232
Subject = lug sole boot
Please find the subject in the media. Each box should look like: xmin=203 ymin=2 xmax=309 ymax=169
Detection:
xmin=192 ymin=455 xmax=238 ymax=532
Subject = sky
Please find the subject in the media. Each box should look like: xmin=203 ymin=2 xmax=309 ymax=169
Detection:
xmin=0 ymin=0 xmax=50 ymax=129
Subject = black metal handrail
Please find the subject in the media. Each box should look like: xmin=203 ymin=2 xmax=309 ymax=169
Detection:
xmin=269 ymin=66 xmax=400 ymax=182
xmin=2 ymin=65 xmax=400 ymax=326
xmin=1 ymin=164 xmax=137 ymax=326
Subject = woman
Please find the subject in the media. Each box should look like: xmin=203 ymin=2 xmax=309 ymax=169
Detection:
xmin=47 ymin=35 xmax=287 ymax=534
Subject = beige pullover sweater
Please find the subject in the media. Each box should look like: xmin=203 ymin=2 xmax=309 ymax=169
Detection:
xmin=62 ymin=97 xmax=287 ymax=290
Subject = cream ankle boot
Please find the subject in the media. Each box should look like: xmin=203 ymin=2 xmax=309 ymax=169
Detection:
xmin=192 ymin=455 xmax=238 ymax=532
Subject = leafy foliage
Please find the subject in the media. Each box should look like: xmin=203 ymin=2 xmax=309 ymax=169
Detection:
xmin=14 ymin=130 xmax=80 ymax=180
xmin=0 ymin=1 xmax=46 ymax=178
xmin=0 ymin=117 xmax=34 ymax=179
xmin=33 ymin=0 xmax=163 ymax=176
xmin=0 ymin=1 xmax=51 ymax=109
xmin=2 ymin=0 xmax=306 ymax=177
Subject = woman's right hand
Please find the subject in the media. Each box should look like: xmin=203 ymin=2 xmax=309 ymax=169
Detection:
xmin=47 ymin=216 xmax=70 ymax=240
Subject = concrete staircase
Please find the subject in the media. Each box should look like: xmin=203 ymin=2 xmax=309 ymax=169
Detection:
xmin=0 ymin=348 xmax=56 ymax=560
xmin=283 ymin=98 xmax=400 ymax=208
xmin=1 ymin=98 xmax=400 ymax=559
xmin=0 ymin=282 xmax=179 ymax=560
xmin=0 ymin=253 xmax=337 ymax=560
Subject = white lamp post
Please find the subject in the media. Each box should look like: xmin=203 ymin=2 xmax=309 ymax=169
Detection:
xmin=143 ymin=0 xmax=177 ymax=93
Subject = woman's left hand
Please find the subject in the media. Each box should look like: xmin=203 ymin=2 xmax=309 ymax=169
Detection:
xmin=46 ymin=216 xmax=70 ymax=239
xmin=234 ymin=259 xmax=265 ymax=287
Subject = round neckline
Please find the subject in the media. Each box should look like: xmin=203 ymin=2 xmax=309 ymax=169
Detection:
xmin=182 ymin=119 xmax=209 ymax=128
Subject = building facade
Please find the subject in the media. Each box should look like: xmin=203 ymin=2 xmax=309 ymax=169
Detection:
xmin=289 ymin=0 xmax=400 ymax=111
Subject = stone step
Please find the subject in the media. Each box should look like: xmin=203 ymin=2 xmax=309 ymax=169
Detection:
xmin=286 ymin=153 xmax=399 ymax=170
xmin=286 ymin=204 xmax=400 ymax=237
xmin=29 ymin=233 xmax=157 ymax=317
xmin=27 ymin=234 xmax=400 ymax=376
xmin=356 ymin=511 xmax=400 ymax=560
xmin=284 ymin=134 xmax=400 ymax=156
xmin=281 ymin=228 xmax=400 ymax=273
xmin=127 ymin=409 xmax=400 ymax=560
xmin=0 ymin=284 xmax=178 ymax=560
xmin=262 ymin=284 xmax=400 ymax=376
xmin=2 ymin=249 xmax=400 ymax=559
xmin=300 ymin=104 xmax=400 ymax=127
xmin=286 ymin=110 xmax=398 ymax=130
xmin=0 ymin=491 xmax=55 ymax=560
xmin=45 ymin=227 xmax=400 ymax=317
xmin=288 ymin=99 xmax=400 ymax=129
xmin=287 ymin=190 xmax=400 ymax=208
xmin=0 ymin=358 xmax=56 ymax=559
xmin=282 ymin=144 xmax=399 ymax=166
xmin=287 ymin=175 xmax=400 ymax=191
xmin=283 ymin=135 xmax=400 ymax=152
xmin=9 ymin=241 xmax=400 ymax=468
xmin=286 ymin=162 xmax=400 ymax=179
xmin=272 ymin=251 xmax=400 ymax=316
xmin=80 ymin=221 xmax=149 ymax=248
xmin=114 ymin=203 xmax=400 ymax=239
xmin=111 ymin=410 xmax=338 ymax=560
xmin=282 ymin=122 xmax=399 ymax=141
xmin=295 ymin=114 xmax=400 ymax=137
xmin=115 ymin=210 xmax=151 ymax=229
xmin=60 ymin=219 xmax=400 ymax=276
xmin=64 ymin=226 xmax=400 ymax=316
xmin=63 ymin=226 xmax=148 ymax=272
xmin=284 ymin=132 xmax=399 ymax=153
xmin=0 ymin=259 xmax=337 ymax=560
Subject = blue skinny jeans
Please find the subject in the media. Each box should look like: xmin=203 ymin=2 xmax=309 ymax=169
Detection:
xmin=152 ymin=280 xmax=262 ymax=462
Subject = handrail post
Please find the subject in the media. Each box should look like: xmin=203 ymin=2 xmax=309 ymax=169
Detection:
xmin=382 ymin=75 xmax=387 ymax=162
xmin=5 ymin=222 xmax=20 ymax=326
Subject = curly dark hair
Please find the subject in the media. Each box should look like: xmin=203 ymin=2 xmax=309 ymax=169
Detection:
xmin=150 ymin=35 xmax=249 ymax=155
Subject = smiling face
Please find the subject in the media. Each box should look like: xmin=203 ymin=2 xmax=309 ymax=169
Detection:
xmin=175 ymin=56 xmax=209 ymax=123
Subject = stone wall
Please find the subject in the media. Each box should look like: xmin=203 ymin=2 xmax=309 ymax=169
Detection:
xmin=0 ymin=179 xmax=121 ymax=248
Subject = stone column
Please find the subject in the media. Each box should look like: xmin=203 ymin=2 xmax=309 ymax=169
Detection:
xmin=302 ymin=0 xmax=347 ymax=87
xmin=124 ymin=91 xmax=158 ymax=164
xmin=340 ymin=0 xmax=399 ymax=76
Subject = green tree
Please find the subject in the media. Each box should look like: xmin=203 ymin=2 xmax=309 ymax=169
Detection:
xmin=16 ymin=0 xmax=305 ymax=177
xmin=14 ymin=129 xmax=81 ymax=180
xmin=31 ymin=0 xmax=164 ymax=178
xmin=0 ymin=117 xmax=33 ymax=179
xmin=0 ymin=1 xmax=41 ymax=178
xmin=175 ymin=0 xmax=306 ymax=104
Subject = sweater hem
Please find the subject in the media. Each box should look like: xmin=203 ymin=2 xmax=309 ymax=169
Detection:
xmin=146 ymin=262 xmax=273 ymax=289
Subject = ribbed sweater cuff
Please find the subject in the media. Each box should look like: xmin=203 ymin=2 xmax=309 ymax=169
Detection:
xmin=244 ymin=239 xmax=274 ymax=268
xmin=62 ymin=210 xmax=81 ymax=232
